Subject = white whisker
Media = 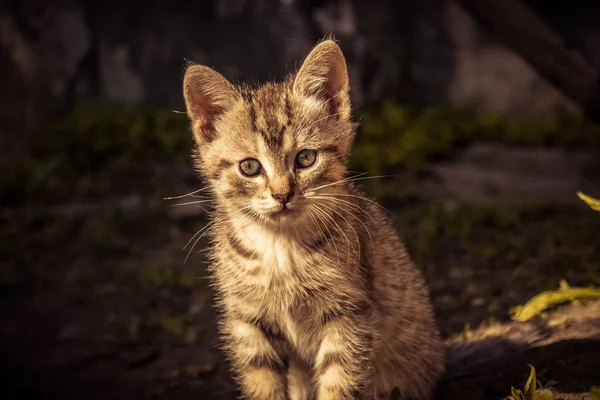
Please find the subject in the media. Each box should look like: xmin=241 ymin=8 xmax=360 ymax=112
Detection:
xmin=315 ymin=201 xmax=361 ymax=261
xmin=163 ymin=186 xmax=211 ymax=200
xmin=310 ymin=195 xmax=375 ymax=223
xmin=305 ymin=173 xmax=393 ymax=195
xmin=314 ymin=197 xmax=375 ymax=252
xmin=170 ymin=199 xmax=215 ymax=207
xmin=309 ymin=203 xmax=351 ymax=265
xmin=306 ymin=111 xmax=340 ymax=128
xmin=306 ymin=204 xmax=340 ymax=264
xmin=305 ymin=172 xmax=368 ymax=194
xmin=315 ymin=192 xmax=396 ymax=217
xmin=183 ymin=207 xmax=251 ymax=263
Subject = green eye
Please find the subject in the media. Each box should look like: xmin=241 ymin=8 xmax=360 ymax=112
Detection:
xmin=239 ymin=158 xmax=262 ymax=177
xmin=295 ymin=149 xmax=317 ymax=169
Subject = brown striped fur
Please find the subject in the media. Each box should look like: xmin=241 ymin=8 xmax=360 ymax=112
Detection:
xmin=182 ymin=39 xmax=445 ymax=400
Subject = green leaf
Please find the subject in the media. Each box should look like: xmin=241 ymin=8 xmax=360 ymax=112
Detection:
xmin=511 ymin=282 xmax=600 ymax=321
xmin=534 ymin=389 xmax=555 ymax=400
xmin=577 ymin=191 xmax=600 ymax=212
xmin=524 ymin=365 xmax=537 ymax=400
xmin=591 ymin=386 xmax=600 ymax=400
xmin=511 ymin=386 xmax=523 ymax=400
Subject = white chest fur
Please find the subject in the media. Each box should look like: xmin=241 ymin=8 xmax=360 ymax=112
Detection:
xmin=231 ymin=223 xmax=323 ymax=355
xmin=241 ymin=223 xmax=303 ymax=274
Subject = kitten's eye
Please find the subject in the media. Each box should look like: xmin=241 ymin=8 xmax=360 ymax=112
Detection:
xmin=295 ymin=149 xmax=317 ymax=169
xmin=239 ymin=158 xmax=262 ymax=177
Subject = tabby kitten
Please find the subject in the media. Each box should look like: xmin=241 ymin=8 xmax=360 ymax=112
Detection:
xmin=182 ymin=40 xmax=445 ymax=400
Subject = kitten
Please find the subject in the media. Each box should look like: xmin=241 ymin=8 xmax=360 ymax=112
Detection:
xmin=182 ymin=39 xmax=445 ymax=399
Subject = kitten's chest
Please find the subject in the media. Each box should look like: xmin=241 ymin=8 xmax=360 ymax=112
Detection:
xmin=224 ymin=227 xmax=331 ymax=357
xmin=244 ymin=225 xmax=307 ymax=275
xmin=260 ymin=238 xmax=301 ymax=273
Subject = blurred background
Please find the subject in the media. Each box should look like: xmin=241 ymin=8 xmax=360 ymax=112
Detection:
xmin=1 ymin=0 xmax=600 ymax=399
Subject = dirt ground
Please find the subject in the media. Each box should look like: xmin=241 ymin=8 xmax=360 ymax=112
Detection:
xmin=1 ymin=147 xmax=600 ymax=399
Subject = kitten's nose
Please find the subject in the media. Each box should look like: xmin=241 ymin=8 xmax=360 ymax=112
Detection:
xmin=272 ymin=191 xmax=294 ymax=205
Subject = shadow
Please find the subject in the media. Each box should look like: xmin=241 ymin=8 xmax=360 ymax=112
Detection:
xmin=436 ymin=337 xmax=600 ymax=400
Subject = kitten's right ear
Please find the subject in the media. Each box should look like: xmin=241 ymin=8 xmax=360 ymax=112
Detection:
xmin=183 ymin=65 xmax=238 ymax=143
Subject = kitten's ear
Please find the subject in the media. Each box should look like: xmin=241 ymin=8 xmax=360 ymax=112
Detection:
xmin=183 ymin=65 xmax=238 ymax=143
xmin=293 ymin=40 xmax=350 ymax=118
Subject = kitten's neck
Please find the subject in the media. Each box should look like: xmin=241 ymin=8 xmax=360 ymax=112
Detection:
xmin=221 ymin=208 xmax=323 ymax=248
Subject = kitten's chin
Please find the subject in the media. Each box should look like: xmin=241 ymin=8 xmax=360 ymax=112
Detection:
xmin=263 ymin=205 xmax=302 ymax=223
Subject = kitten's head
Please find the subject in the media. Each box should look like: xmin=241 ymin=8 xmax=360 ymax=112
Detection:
xmin=183 ymin=40 xmax=355 ymax=227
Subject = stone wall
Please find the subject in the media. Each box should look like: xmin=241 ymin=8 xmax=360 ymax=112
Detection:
xmin=0 ymin=0 xmax=592 ymax=152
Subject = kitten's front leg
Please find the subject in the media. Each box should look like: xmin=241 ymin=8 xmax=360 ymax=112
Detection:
xmin=224 ymin=316 xmax=289 ymax=400
xmin=288 ymin=357 xmax=312 ymax=400
xmin=313 ymin=309 xmax=375 ymax=400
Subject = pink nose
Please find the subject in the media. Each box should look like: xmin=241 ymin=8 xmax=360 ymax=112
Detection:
xmin=272 ymin=192 xmax=294 ymax=205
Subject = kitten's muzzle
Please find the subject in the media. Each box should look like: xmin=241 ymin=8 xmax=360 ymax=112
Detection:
xmin=272 ymin=191 xmax=294 ymax=205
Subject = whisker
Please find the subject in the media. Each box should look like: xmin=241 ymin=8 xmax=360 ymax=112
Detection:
xmin=163 ymin=187 xmax=211 ymax=200
xmin=183 ymin=211 xmax=233 ymax=253
xmin=183 ymin=207 xmax=250 ymax=263
xmin=316 ymin=192 xmax=396 ymax=217
xmin=184 ymin=220 xmax=216 ymax=251
xmin=316 ymin=201 xmax=361 ymax=261
xmin=310 ymin=195 xmax=376 ymax=223
xmin=305 ymin=172 xmax=369 ymax=193
xmin=170 ymin=199 xmax=215 ymax=207
xmin=306 ymin=111 xmax=341 ymax=128
xmin=315 ymin=197 xmax=375 ymax=252
xmin=339 ymin=174 xmax=394 ymax=185
xmin=306 ymin=204 xmax=340 ymax=264
xmin=308 ymin=204 xmax=342 ymax=265
xmin=305 ymin=173 xmax=393 ymax=194
xmin=309 ymin=203 xmax=351 ymax=265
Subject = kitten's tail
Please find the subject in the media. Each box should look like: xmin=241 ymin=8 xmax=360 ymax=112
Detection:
xmin=432 ymin=318 xmax=549 ymax=400
xmin=441 ymin=318 xmax=549 ymax=380
xmin=433 ymin=300 xmax=600 ymax=400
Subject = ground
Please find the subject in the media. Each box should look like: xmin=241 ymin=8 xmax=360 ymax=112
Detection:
xmin=1 ymin=101 xmax=599 ymax=399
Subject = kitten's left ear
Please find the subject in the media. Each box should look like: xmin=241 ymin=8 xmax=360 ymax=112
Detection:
xmin=293 ymin=40 xmax=350 ymax=118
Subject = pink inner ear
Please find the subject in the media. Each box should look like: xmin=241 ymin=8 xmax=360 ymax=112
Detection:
xmin=190 ymin=97 xmax=223 ymax=143
xmin=184 ymin=65 xmax=237 ymax=143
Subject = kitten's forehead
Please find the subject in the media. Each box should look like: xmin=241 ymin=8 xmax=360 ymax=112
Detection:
xmin=208 ymin=77 xmax=335 ymax=169
xmin=226 ymin=80 xmax=319 ymax=153
xmin=246 ymin=81 xmax=294 ymax=151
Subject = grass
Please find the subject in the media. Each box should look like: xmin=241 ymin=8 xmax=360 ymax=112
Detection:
xmin=504 ymin=366 xmax=599 ymax=400
xmin=504 ymin=365 xmax=555 ymax=400
xmin=0 ymin=100 xmax=192 ymax=207
xmin=352 ymin=102 xmax=600 ymax=176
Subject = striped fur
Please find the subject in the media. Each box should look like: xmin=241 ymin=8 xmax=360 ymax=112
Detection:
xmin=183 ymin=39 xmax=445 ymax=400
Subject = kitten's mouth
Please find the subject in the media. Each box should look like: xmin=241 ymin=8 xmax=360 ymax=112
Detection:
xmin=267 ymin=204 xmax=298 ymax=219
